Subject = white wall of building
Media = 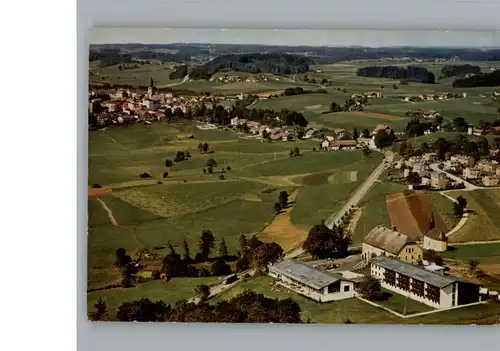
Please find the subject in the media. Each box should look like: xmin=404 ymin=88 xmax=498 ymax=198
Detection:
xmin=362 ymin=243 xmax=396 ymax=262
xmin=371 ymin=263 xmax=457 ymax=309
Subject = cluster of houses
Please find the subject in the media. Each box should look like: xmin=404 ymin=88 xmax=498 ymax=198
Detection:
xmin=393 ymin=153 xmax=456 ymax=190
xmin=209 ymin=73 xmax=281 ymax=84
xmin=88 ymin=78 xmax=235 ymax=126
xmin=443 ymin=154 xmax=500 ymax=187
xmin=350 ymin=91 xmax=382 ymax=99
xmin=402 ymin=92 xmax=466 ymax=103
xmin=268 ymin=223 xmax=486 ymax=310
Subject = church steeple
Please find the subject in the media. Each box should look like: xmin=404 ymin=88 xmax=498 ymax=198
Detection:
xmin=428 ymin=212 xmax=436 ymax=231
xmin=147 ymin=77 xmax=155 ymax=98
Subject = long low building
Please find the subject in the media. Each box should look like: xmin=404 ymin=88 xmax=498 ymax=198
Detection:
xmin=371 ymin=256 xmax=482 ymax=309
xmin=268 ymin=259 xmax=365 ymax=302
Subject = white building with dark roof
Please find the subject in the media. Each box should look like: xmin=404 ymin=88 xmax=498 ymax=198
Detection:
xmin=370 ymin=256 xmax=482 ymax=309
xmin=268 ymin=259 xmax=364 ymax=302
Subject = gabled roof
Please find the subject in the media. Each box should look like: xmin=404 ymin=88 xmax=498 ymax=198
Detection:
xmin=371 ymin=256 xmax=478 ymax=288
xmin=424 ymin=228 xmax=448 ymax=242
xmin=363 ymin=226 xmax=410 ymax=255
xmin=269 ymin=259 xmax=357 ymax=290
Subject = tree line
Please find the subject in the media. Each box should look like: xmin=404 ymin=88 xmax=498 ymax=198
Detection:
xmin=89 ymin=290 xmax=303 ymax=323
xmin=356 ymin=66 xmax=435 ymax=84
xmin=169 ymin=53 xmax=312 ymax=80
xmin=440 ymin=64 xmax=481 ymax=79
xmin=452 ymin=70 xmax=500 ymax=88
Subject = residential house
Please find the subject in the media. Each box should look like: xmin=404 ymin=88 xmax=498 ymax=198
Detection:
xmin=333 ymin=128 xmax=346 ymax=138
xmin=372 ymin=124 xmax=391 ymax=136
xmin=450 ymin=155 xmax=475 ymax=168
xmin=482 ymin=174 xmax=500 ymax=187
xmin=362 ymin=226 xmax=423 ymax=264
xmin=370 ymin=256 xmax=482 ymax=309
xmin=412 ymin=162 xmax=429 ymax=176
xmin=477 ymin=161 xmax=495 ymax=173
xmin=321 ymin=139 xmax=330 ymax=150
xmin=142 ymin=99 xmax=161 ymax=110
xmin=421 ymin=175 xmax=431 ymax=186
xmin=443 ymin=160 xmax=459 ymax=172
xmin=430 ymin=171 xmax=450 ymax=189
xmin=422 ymin=110 xmax=440 ymax=119
xmin=473 ymin=128 xmax=484 ymax=136
xmin=329 ymin=140 xmax=357 ymax=151
xmin=365 ymin=92 xmax=382 ymax=98
xmin=423 ymin=228 xmax=448 ymax=252
xmin=463 ymin=167 xmax=481 ymax=180
xmin=357 ymin=137 xmax=376 ymax=149
xmin=422 ymin=152 xmax=439 ymax=163
xmin=268 ymin=259 xmax=365 ymax=302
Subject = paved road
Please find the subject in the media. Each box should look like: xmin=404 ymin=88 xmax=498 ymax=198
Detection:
xmin=188 ymin=268 xmax=255 ymax=304
xmin=285 ymin=150 xmax=394 ymax=259
xmin=429 ymin=163 xmax=479 ymax=190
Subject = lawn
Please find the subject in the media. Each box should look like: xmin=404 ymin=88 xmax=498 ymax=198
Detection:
xmin=442 ymin=242 xmax=500 ymax=265
xmin=377 ymin=289 xmax=434 ymax=315
xmin=426 ymin=192 xmax=460 ymax=230
xmin=87 ymin=277 xmax=218 ymax=314
xmin=211 ymin=275 xmax=400 ymax=324
xmin=89 ymin=62 xmax=178 ymax=87
xmin=446 ymin=189 xmax=500 ymax=242
xmin=318 ymin=111 xmax=409 ymax=132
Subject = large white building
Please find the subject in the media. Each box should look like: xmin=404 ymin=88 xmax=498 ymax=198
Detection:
xmin=268 ymin=259 xmax=365 ymax=302
xmin=370 ymin=256 xmax=482 ymax=309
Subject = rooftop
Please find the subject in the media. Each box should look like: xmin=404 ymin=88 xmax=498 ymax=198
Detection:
xmin=363 ymin=226 xmax=410 ymax=255
xmin=371 ymin=256 xmax=477 ymax=288
xmin=269 ymin=259 xmax=355 ymax=290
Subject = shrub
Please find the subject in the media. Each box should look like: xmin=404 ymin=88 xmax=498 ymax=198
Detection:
xmin=226 ymin=166 xmax=231 ymax=171
xmin=157 ymin=180 xmax=163 ymax=184
xmin=91 ymin=184 xmax=102 ymax=188
xmin=211 ymin=260 xmax=232 ymax=276
xmin=219 ymin=174 xmax=225 ymax=180
xmin=139 ymin=173 xmax=152 ymax=178
xmin=207 ymin=166 xmax=213 ymax=174
xmin=162 ymin=171 xmax=169 ymax=178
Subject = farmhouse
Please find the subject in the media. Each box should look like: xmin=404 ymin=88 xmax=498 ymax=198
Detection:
xmin=362 ymin=226 xmax=422 ymax=264
xmin=463 ymin=167 xmax=481 ymax=180
xmin=451 ymin=155 xmax=475 ymax=168
xmin=423 ymin=227 xmax=448 ymax=252
xmin=422 ymin=152 xmax=439 ymax=163
xmin=370 ymin=256 xmax=482 ymax=309
xmin=268 ymin=259 xmax=364 ymax=302
xmin=329 ymin=140 xmax=357 ymax=151
xmin=430 ymin=171 xmax=450 ymax=189
xmin=372 ymin=124 xmax=391 ymax=136
xmin=482 ymin=174 xmax=500 ymax=187
xmin=364 ymin=91 xmax=382 ymax=98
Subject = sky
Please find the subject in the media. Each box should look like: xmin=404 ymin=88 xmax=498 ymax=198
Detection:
xmin=90 ymin=28 xmax=500 ymax=48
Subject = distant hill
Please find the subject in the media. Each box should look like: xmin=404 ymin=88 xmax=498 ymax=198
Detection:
xmin=452 ymin=70 xmax=500 ymax=88
xmin=170 ymin=53 xmax=312 ymax=80
xmin=356 ymin=66 xmax=435 ymax=84
xmin=440 ymin=64 xmax=481 ymax=78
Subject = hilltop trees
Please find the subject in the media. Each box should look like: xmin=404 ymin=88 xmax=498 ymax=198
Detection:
xmin=219 ymin=238 xmax=228 ymax=258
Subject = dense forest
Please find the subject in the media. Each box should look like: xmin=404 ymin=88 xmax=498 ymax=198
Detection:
xmin=356 ymin=66 xmax=435 ymax=84
xmin=452 ymin=70 xmax=500 ymax=88
xmin=440 ymin=64 xmax=481 ymax=78
xmin=169 ymin=53 xmax=311 ymax=80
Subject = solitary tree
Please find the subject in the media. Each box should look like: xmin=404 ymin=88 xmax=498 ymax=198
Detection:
xmin=183 ymin=239 xmax=190 ymax=261
xmin=239 ymin=234 xmax=248 ymax=254
xmin=207 ymin=166 xmax=213 ymax=174
xmin=278 ymin=191 xmax=288 ymax=208
xmin=195 ymin=284 xmax=211 ymax=302
xmin=198 ymin=230 xmax=215 ymax=260
xmin=457 ymin=196 xmax=467 ymax=210
xmin=168 ymin=241 xmax=176 ymax=255
xmin=202 ymin=143 xmax=209 ymax=153
xmin=251 ymin=242 xmax=284 ymax=268
xmin=219 ymin=238 xmax=228 ymax=258
xmin=453 ymin=202 xmax=464 ymax=218
xmin=197 ymin=142 xmax=203 ymax=153
xmin=358 ymin=276 xmax=382 ymax=301
xmin=274 ymin=202 xmax=282 ymax=213
xmin=206 ymin=158 xmax=217 ymax=167
xmin=165 ymin=159 xmax=173 ymax=167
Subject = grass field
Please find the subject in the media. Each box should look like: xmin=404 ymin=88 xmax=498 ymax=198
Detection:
xmin=377 ymin=289 xmax=434 ymax=315
xmin=89 ymin=63 xmax=179 ymax=87
xmin=87 ymin=277 xmax=217 ymax=313
xmin=88 ymin=122 xmax=383 ymax=290
xmin=447 ymin=189 xmax=500 ymax=242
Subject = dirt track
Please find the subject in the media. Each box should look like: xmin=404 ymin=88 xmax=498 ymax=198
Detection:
xmin=344 ymin=111 xmax=405 ymax=121
xmin=88 ymin=187 xmax=112 ymax=199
